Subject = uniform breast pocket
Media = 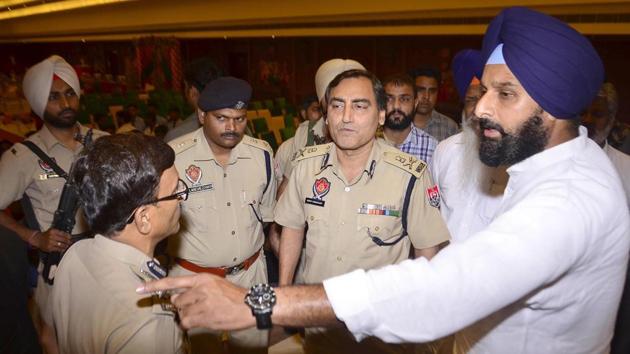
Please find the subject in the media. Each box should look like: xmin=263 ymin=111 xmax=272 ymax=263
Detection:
xmin=356 ymin=214 xmax=400 ymax=245
xmin=182 ymin=191 xmax=216 ymax=234
xmin=241 ymin=188 xmax=264 ymax=227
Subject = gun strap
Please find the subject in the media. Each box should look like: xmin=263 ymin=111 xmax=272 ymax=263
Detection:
xmin=20 ymin=141 xmax=68 ymax=180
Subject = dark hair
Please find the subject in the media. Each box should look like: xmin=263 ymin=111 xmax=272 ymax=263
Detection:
xmin=382 ymin=73 xmax=417 ymax=97
xmin=301 ymin=94 xmax=318 ymax=111
xmin=408 ymin=67 xmax=441 ymax=86
xmin=116 ymin=110 xmax=131 ymax=124
xmin=185 ymin=58 xmax=223 ymax=92
xmin=71 ymin=134 xmax=175 ymax=237
xmin=324 ymin=69 xmax=386 ymax=112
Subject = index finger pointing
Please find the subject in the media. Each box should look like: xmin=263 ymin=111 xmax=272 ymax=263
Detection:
xmin=136 ymin=275 xmax=197 ymax=294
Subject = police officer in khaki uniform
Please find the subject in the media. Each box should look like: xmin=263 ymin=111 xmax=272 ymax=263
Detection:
xmin=275 ymin=69 xmax=450 ymax=354
xmin=168 ymin=77 xmax=277 ymax=354
xmin=51 ymin=134 xmax=186 ymax=354
xmin=0 ymin=55 xmax=107 ymax=353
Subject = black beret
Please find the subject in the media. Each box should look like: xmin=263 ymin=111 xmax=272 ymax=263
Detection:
xmin=198 ymin=76 xmax=252 ymax=112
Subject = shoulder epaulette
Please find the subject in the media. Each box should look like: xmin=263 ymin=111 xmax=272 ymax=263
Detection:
xmin=383 ymin=151 xmax=426 ymax=178
xmin=169 ymin=137 xmax=197 ymax=154
xmin=241 ymin=135 xmax=272 ymax=153
xmin=294 ymin=143 xmax=333 ymax=162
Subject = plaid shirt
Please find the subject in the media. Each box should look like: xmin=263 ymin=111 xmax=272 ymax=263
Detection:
xmin=397 ymin=125 xmax=438 ymax=166
xmin=424 ymin=110 xmax=460 ymax=142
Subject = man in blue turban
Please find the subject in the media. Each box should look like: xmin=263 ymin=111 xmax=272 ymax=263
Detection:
xmin=141 ymin=7 xmax=630 ymax=354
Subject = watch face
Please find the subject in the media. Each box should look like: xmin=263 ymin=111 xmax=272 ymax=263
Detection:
xmin=245 ymin=283 xmax=276 ymax=312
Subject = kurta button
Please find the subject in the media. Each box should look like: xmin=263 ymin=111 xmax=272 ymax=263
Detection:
xmin=233 ymin=257 xmax=237 ymax=262
xmin=227 ymin=202 xmax=231 ymax=206
xmin=344 ymin=187 xmax=350 ymax=192
xmin=310 ymin=216 xmax=314 ymax=221
xmin=336 ymin=256 xmax=342 ymax=261
xmin=231 ymin=231 xmax=236 ymax=235
xmin=224 ymin=173 xmax=227 ymax=177
xmin=375 ymin=226 xmax=380 ymax=231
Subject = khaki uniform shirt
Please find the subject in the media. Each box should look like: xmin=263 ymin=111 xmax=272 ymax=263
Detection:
xmin=0 ymin=124 xmax=107 ymax=233
xmin=275 ymin=139 xmax=450 ymax=283
xmin=284 ymin=118 xmax=326 ymax=179
xmin=51 ymin=235 xmax=185 ymax=354
xmin=169 ymin=128 xmax=277 ymax=267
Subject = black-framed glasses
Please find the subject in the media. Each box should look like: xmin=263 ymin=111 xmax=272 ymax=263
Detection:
xmin=151 ymin=178 xmax=189 ymax=204
xmin=126 ymin=179 xmax=189 ymax=224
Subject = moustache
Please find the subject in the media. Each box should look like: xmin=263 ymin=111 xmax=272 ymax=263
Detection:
xmin=59 ymin=108 xmax=77 ymax=117
xmin=478 ymin=117 xmax=507 ymax=136
xmin=386 ymin=109 xmax=406 ymax=119
xmin=221 ymin=132 xmax=240 ymax=138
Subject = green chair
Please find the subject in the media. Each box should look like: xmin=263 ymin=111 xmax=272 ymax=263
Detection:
xmin=250 ymin=101 xmax=263 ymax=110
xmin=259 ymin=131 xmax=278 ymax=151
xmin=275 ymin=97 xmax=287 ymax=109
xmin=251 ymin=118 xmax=269 ymax=134
xmin=284 ymin=114 xmax=296 ymax=129
xmin=280 ymin=127 xmax=296 ymax=141
xmin=263 ymin=99 xmax=275 ymax=111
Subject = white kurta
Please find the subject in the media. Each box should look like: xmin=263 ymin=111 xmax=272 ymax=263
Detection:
xmin=324 ymin=128 xmax=630 ymax=354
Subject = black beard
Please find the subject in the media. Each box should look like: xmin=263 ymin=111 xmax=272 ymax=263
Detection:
xmin=478 ymin=113 xmax=549 ymax=167
xmin=43 ymin=108 xmax=77 ymax=129
xmin=384 ymin=109 xmax=413 ymax=131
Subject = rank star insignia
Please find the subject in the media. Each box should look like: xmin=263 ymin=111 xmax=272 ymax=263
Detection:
xmin=426 ymin=185 xmax=441 ymax=208
xmin=185 ymin=164 xmax=202 ymax=185
xmin=305 ymin=177 xmax=331 ymax=207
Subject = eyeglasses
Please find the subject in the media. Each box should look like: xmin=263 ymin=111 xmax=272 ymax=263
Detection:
xmin=150 ymin=178 xmax=189 ymax=204
xmin=126 ymin=179 xmax=189 ymax=224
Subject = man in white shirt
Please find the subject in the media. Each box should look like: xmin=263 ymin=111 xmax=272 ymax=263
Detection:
xmin=431 ymin=49 xmax=507 ymax=242
xmin=141 ymin=7 xmax=629 ymax=354
xmin=582 ymin=82 xmax=630 ymax=354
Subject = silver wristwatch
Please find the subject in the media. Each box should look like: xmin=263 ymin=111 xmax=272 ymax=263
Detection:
xmin=244 ymin=283 xmax=276 ymax=329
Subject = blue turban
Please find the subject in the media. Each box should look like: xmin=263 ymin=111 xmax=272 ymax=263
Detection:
xmin=481 ymin=7 xmax=604 ymax=119
xmin=451 ymin=49 xmax=483 ymax=103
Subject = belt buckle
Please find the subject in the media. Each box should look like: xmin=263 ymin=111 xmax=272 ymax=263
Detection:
xmin=225 ymin=262 xmax=244 ymax=276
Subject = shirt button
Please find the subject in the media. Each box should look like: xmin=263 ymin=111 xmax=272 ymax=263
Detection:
xmin=224 ymin=173 xmax=227 ymax=178
xmin=336 ymin=256 xmax=342 ymax=261
xmin=375 ymin=226 xmax=380 ymax=231
xmin=344 ymin=187 xmax=350 ymax=192
xmin=233 ymin=257 xmax=237 ymax=262
xmin=310 ymin=216 xmax=314 ymax=221
xmin=231 ymin=230 xmax=236 ymax=235
xmin=227 ymin=202 xmax=231 ymax=206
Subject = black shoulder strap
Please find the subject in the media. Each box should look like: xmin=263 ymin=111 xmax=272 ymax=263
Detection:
xmin=370 ymin=175 xmax=416 ymax=247
xmin=262 ymin=150 xmax=271 ymax=196
xmin=20 ymin=141 xmax=68 ymax=179
xmin=401 ymin=175 xmax=417 ymax=237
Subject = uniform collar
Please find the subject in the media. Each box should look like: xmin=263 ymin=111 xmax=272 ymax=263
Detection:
xmin=93 ymin=234 xmax=153 ymax=267
xmin=192 ymin=128 xmax=253 ymax=165
xmin=320 ymin=139 xmax=381 ymax=184
xmin=37 ymin=123 xmax=89 ymax=152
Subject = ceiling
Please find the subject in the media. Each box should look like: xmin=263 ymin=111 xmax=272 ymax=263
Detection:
xmin=1 ymin=0 xmax=629 ymax=42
